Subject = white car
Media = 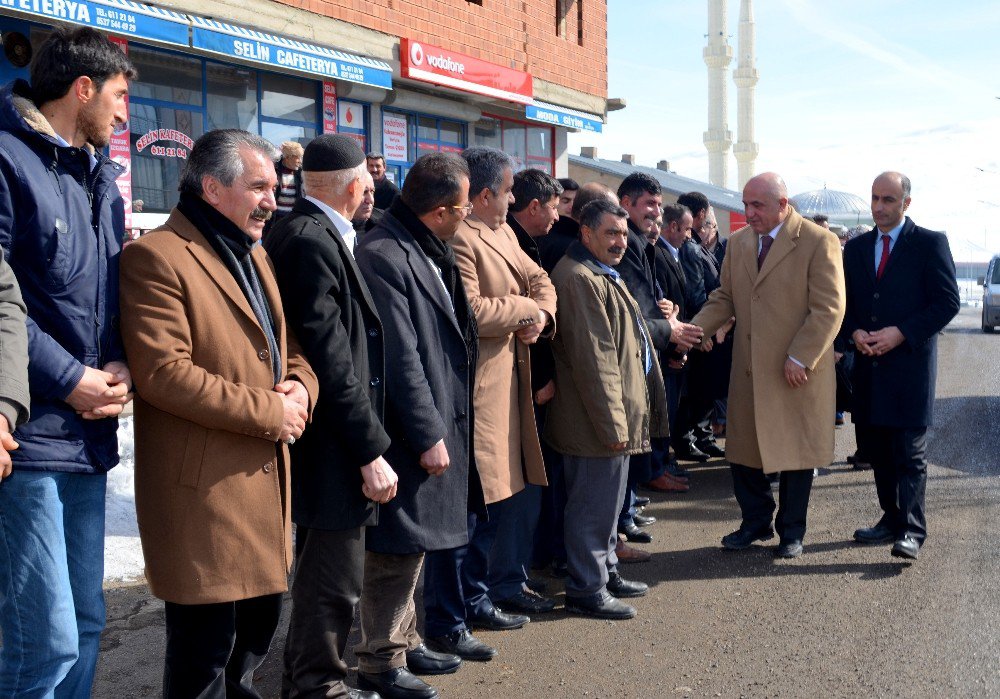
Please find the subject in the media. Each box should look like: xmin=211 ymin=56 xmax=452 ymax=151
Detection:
xmin=980 ymin=255 xmax=1000 ymax=333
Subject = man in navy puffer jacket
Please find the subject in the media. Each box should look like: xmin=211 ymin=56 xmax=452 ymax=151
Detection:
xmin=0 ymin=27 xmax=136 ymax=697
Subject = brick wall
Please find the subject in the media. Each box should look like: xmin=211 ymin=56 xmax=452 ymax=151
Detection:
xmin=277 ymin=0 xmax=608 ymax=98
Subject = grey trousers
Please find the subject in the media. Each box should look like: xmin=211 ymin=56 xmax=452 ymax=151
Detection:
xmin=354 ymin=551 xmax=425 ymax=674
xmin=562 ymin=453 xmax=630 ymax=598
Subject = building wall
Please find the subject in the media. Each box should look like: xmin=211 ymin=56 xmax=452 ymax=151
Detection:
xmin=275 ymin=0 xmax=608 ymax=99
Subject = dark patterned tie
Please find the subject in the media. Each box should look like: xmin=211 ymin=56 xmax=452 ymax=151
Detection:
xmin=757 ymin=235 xmax=774 ymax=271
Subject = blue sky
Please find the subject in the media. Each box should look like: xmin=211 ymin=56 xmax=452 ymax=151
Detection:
xmin=568 ymin=0 xmax=1000 ymax=261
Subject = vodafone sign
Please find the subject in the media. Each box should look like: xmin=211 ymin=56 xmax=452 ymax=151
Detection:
xmin=401 ymin=38 xmax=533 ymax=104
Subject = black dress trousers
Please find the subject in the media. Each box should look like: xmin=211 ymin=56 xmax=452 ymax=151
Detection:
xmin=730 ymin=463 xmax=814 ymax=542
xmin=855 ymin=425 xmax=929 ymax=543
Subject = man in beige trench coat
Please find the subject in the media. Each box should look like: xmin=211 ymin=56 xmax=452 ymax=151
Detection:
xmin=119 ymin=129 xmax=319 ymax=697
xmin=691 ymin=172 xmax=845 ymax=558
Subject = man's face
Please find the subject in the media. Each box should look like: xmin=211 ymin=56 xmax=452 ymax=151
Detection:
xmin=664 ymin=213 xmax=694 ymax=249
xmin=354 ymin=172 xmax=375 ymax=222
xmin=438 ymin=176 xmax=472 ymax=241
xmin=477 ymin=167 xmax=515 ymax=231
xmin=701 ymin=211 xmax=719 ymax=244
xmin=622 ymin=191 xmax=662 ymax=236
xmin=525 ymin=195 xmax=560 ymax=237
xmin=582 ymin=213 xmax=628 ymax=266
xmin=871 ymin=175 xmax=910 ymax=231
xmin=79 ymin=73 xmax=129 ymax=149
xmin=742 ymin=180 xmax=786 ymax=235
xmin=691 ymin=208 xmax=707 ymax=234
xmin=205 ymin=147 xmax=277 ymax=241
xmin=557 ymin=189 xmax=577 ymax=218
xmin=367 ymin=157 xmax=386 ymax=182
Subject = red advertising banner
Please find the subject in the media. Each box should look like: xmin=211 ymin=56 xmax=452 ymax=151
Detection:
xmin=400 ymin=38 xmax=533 ymax=104
xmin=322 ymin=81 xmax=337 ymax=134
xmin=108 ymin=36 xmax=133 ymax=231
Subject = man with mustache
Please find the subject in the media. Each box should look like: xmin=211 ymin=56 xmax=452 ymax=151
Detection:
xmin=544 ymin=198 xmax=669 ymax=620
xmin=119 ymin=129 xmax=319 ymax=696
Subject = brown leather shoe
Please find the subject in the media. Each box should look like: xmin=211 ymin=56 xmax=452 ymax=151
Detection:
xmin=615 ymin=537 xmax=651 ymax=563
xmin=641 ymin=474 xmax=689 ymax=493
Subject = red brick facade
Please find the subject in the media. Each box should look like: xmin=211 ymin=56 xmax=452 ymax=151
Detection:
xmin=277 ymin=0 xmax=608 ymax=99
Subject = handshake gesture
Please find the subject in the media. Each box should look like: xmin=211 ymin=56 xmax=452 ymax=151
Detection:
xmin=657 ymin=299 xmax=703 ymax=351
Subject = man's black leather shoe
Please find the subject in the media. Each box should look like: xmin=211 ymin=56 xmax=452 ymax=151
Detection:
xmin=357 ymin=667 xmax=437 ymax=699
xmin=405 ymin=644 xmax=461 ymax=675
xmin=698 ymin=442 xmax=726 ymax=458
xmin=618 ymin=522 xmax=653 ymax=543
xmin=525 ymin=577 xmax=547 ymax=594
xmin=675 ymin=445 xmax=710 ymax=462
xmin=426 ymin=629 xmax=496 ymax=661
xmin=721 ymin=525 xmax=775 ymax=550
xmin=347 ymin=690 xmax=381 ymax=699
xmin=774 ymin=539 xmax=803 ymax=558
xmin=494 ymin=589 xmax=556 ymax=614
xmin=565 ymin=591 xmax=636 ymax=620
xmin=468 ymin=605 xmax=528 ymax=631
xmin=633 ymin=513 xmax=657 ymax=527
xmin=854 ymin=523 xmax=895 ymax=545
xmin=891 ymin=536 xmax=920 ymax=560
xmin=634 ymin=495 xmax=651 ymax=508
xmin=606 ymin=571 xmax=648 ymax=598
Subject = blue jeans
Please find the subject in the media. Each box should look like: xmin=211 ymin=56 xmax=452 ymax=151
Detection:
xmin=0 ymin=471 xmax=107 ymax=698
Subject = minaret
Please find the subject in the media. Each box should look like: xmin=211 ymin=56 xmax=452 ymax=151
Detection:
xmin=733 ymin=0 xmax=759 ymax=189
xmin=703 ymin=0 xmax=732 ymax=189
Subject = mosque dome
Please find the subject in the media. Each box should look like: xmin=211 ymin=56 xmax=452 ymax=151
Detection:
xmin=790 ymin=188 xmax=873 ymax=227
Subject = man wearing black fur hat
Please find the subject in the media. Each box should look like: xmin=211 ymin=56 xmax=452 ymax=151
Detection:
xmin=265 ymin=133 xmax=399 ymax=698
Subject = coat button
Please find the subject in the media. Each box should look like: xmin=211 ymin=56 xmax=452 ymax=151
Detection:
xmin=264 ymin=430 xmax=272 ymax=437
xmin=873 ymin=292 xmax=880 ymax=300
xmin=368 ymin=328 xmax=378 ymax=337
xmin=871 ymin=316 xmax=878 ymax=322
xmin=872 ymin=361 xmax=878 ymax=368
xmin=746 ymin=370 xmax=751 ymax=377
xmin=370 ymin=377 xmax=381 ymax=387
xmin=263 ymin=463 xmax=272 ymax=473
xmin=258 ymin=349 xmax=270 ymax=360
xmin=642 ymin=440 xmax=649 ymax=448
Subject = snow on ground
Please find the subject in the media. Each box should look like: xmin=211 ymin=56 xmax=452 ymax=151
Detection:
xmin=104 ymin=417 xmax=146 ymax=583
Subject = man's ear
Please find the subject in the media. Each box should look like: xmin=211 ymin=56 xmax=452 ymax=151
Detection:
xmin=73 ymin=75 xmax=95 ymax=103
xmin=201 ymin=176 xmax=222 ymax=206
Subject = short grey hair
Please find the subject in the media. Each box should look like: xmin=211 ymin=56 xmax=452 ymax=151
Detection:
xmin=462 ymin=146 xmax=515 ymax=197
xmin=579 ymin=199 xmax=628 ymax=232
xmin=302 ymin=162 xmax=367 ymax=197
xmin=180 ymin=129 xmax=279 ymax=195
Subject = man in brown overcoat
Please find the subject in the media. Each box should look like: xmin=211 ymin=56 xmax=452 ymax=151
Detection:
xmin=691 ymin=172 xmax=845 ymax=559
xmin=119 ymin=129 xmax=318 ymax=698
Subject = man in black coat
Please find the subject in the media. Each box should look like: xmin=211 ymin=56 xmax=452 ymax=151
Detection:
xmin=263 ymin=134 xmax=399 ymax=698
xmin=842 ymin=171 xmax=959 ymax=560
xmin=536 ymin=182 xmax=615 ymax=274
xmin=368 ymin=152 xmax=400 ymax=210
xmin=356 ymin=152 xmax=489 ymax=693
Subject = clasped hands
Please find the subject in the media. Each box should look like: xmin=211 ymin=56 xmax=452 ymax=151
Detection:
xmin=66 ymin=361 xmax=133 ymax=420
xmin=852 ymin=327 xmax=904 ymax=357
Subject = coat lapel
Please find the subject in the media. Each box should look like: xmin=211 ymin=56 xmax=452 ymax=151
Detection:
xmin=396 ymin=230 xmax=463 ymax=336
xmin=252 ymin=245 xmax=286 ymax=365
xmin=469 ymin=216 xmax=527 ymax=288
xmin=167 ymin=211 xmax=260 ymax=329
xmin=754 ymin=211 xmax=800 ymax=287
xmin=878 ymin=217 xmax=914 ymax=283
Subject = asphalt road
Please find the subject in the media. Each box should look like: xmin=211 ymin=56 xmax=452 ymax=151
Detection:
xmin=94 ymin=307 xmax=1000 ymax=698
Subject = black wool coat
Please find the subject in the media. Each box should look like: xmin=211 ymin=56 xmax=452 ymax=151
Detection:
xmin=355 ymin=210 xmax=485 ymax=554
xmin=840 ymin=217 xmax=960 ymax=428
xmin=264 ymin=198 xmax=389 ymax=531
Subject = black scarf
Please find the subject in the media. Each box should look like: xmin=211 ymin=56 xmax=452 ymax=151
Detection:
xmin=177 ymin=191 xmax=282 ymax=384
xmin=388 ymin=199 xmax=479 ymax=371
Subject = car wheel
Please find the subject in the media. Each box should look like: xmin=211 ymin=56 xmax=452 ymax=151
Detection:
xmin=984 ymin=311 xmax=995 ymax=333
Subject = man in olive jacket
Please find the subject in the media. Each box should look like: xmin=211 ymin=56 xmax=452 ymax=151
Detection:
xmin=545 ymin=199 xmax=669 ymax=621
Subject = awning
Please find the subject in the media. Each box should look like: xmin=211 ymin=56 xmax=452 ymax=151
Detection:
xmin=526 ymin=100 xmax=604 ymax=133
xmin=190 ymin=17 xmax=392 ymax=89
xmin=2 ymin=0 xmax=189 ymax=46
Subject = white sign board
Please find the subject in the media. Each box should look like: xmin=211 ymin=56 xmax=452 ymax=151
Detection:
xmin=382 ymin=113 xmax=408 ymax=162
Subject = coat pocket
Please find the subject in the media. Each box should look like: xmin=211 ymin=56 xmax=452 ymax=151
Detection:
xmin=178 ymin=424 xmax=209 ymax=488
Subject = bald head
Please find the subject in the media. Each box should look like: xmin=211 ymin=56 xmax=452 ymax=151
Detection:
xmin=571 ymin=182 xmax=619 ymax=221
xmin=871 ymin=171 xmax=912 ymax=232
xmin=742 ymin=172 xmax=790 ymax=235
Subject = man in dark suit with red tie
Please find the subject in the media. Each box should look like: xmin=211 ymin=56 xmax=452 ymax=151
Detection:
xmin=842 ymin=171 xmax=960 ymax=560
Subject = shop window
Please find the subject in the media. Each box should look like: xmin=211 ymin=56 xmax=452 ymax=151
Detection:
xmin=129 ymin=103 xmax=203 ymax=213
xmin=527 ymin=126 xmax=553 ymax=174
xmin=472 ymin=118 xmax=502 ymax=150
xmin=262 ymin=123 xmax=316 ymax=151
xmin=207 ymin=63 xmax=258 ymax=132
xmin=473 ymin=115 xmax=554 ymax=174
xmin=261 ymin=72 xmax=317 ymax=123
xmin=129 ymin=47 xmax=202 ymax=107
xmin=502 ymin=121 xmax=527 ymax=171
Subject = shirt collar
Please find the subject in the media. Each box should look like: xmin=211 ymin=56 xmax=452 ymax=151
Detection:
xmin=306 ymin=195 xmax=356 ymax=252
xmin=764 ymin=221 xmax=782 ymax=240
xmin=876 ymin=218 xmax=905 ymax=243
xmin=52 ymin=130 xmax=98 ymax=169
xmin=661 ymin=238 xmax=681 ymax=261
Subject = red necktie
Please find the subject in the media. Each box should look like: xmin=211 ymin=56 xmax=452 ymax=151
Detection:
xmin=757 ymin=235 xmax=773 ymax=271
xmin=876 ymin=234 xmax=891 ymax=281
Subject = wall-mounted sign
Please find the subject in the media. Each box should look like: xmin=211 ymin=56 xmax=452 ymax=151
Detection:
xmin=108 ymin=36 xmax=132 ymax=229
xmin=322 ymin=81 xmax=337 ymax=134
xmin=526 ymin=100 xmax=604 ymax=133
xmin=0 ymin=0 xmax=189 ymax=46
xmin=191 ymin=17 xmax=392 ymax=89
xmin=382 ymin=113 xmax=408 ymax=162
xmin=400 ymin=38 xmax=532 ymax=105
xmin=136 ymin=128 xmax=194 ymax=159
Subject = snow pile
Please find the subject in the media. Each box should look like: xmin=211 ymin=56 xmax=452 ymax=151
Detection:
xmin=104 ymin=416 xmax=146 ymax=582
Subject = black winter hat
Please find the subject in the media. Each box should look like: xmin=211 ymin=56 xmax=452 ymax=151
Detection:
xmin=302 ymin=134 xmax=366 ymax=172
